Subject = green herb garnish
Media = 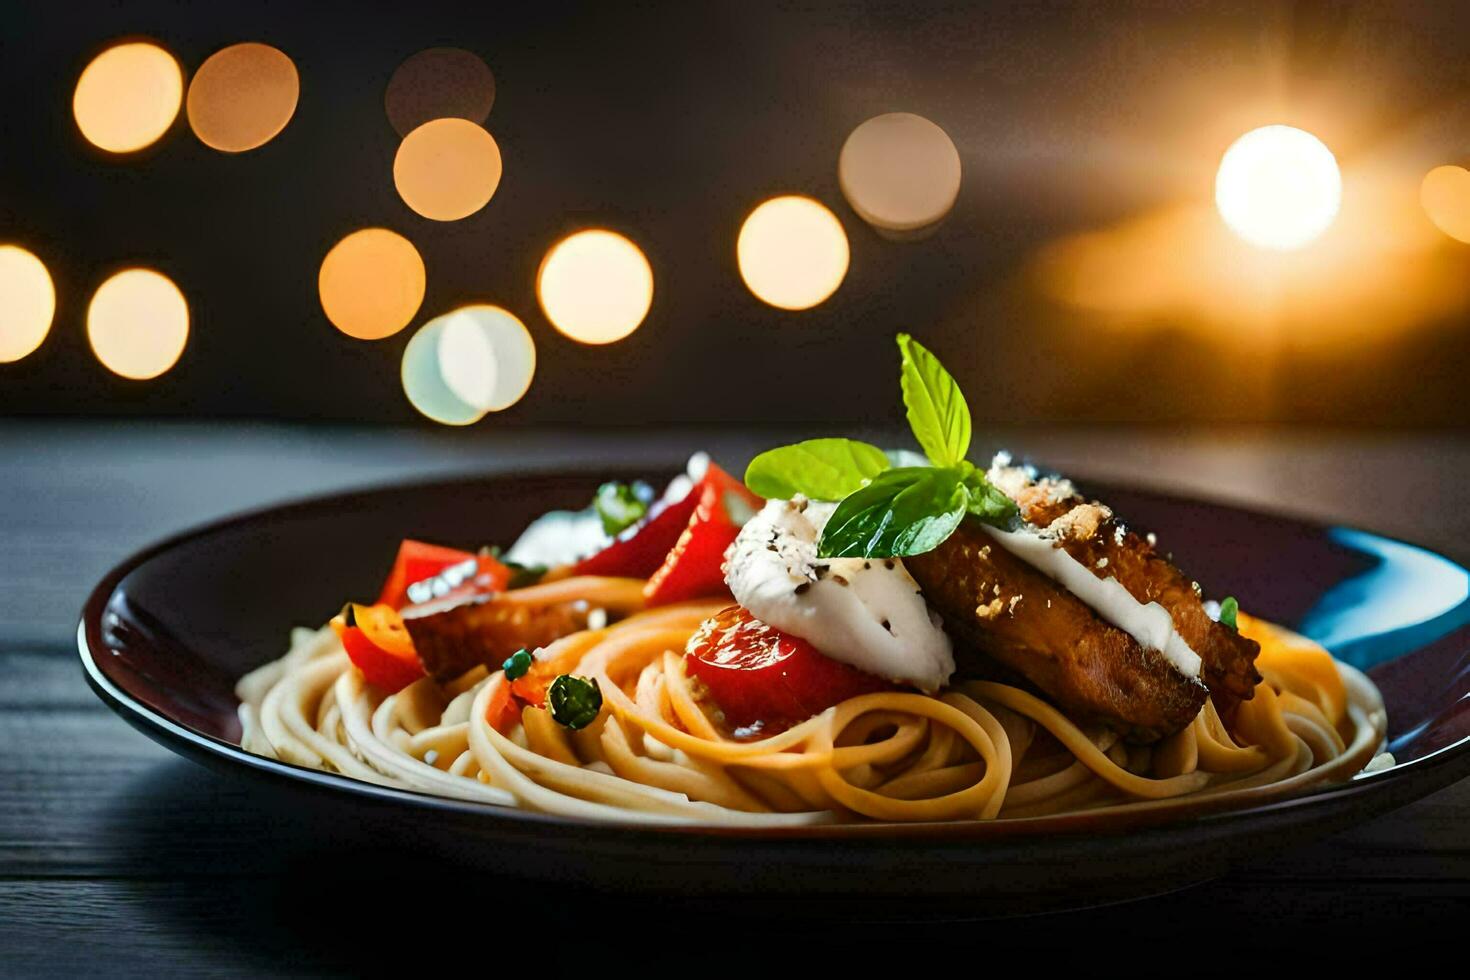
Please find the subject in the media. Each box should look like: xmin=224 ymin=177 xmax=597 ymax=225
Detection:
xmin=1219 ymin=596 xmax=1239 ymax=631
xmin=817 ymin=467 xmax=968 ymax=558
xmin=746 ymin=334 xmax=1016 ymax=559
xmin=547 ymin=674 xmax=603 ymax=729
xmin=897 ymin=332 xmax=971 ymax=468
xmin=745 ymin=438 xmax=890 ymax=502
xmin=502 ymin=648 xmax=533 ymax=681
xmin=594 ymin=481 xmax=653 ymax=536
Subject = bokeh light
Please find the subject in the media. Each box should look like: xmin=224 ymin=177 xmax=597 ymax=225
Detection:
xmin=438 ymin=305 xmax=536 ymax=411
xmin=838 ymin=112 xmax=961 ymax=237
xmin=385 ymin=48 xmax=495 ymax=137
xmin=1420 ymin=165 xmax=1470 ymax=244
xmin=536 ymin=230 xmax=654 ymax=344
xmin=186 ymin=42 xmax=299 ymax=153
xmin=737 ymin=196 xmax=850 ymax=310
xmin=1036 ymin=170 xmax=1463 ymax=343
xmin=73 ymin=42 xmax=183 ymax=153
xmin=318 ymin=229 xmax=426 ymax=340
xmin=87 ymin=268 xmax=189 ymax=379
xmin=0 ymin=246 xmax=56 ymax=363
xmin=1215 ymin=125 xmax=1341 ymax=251
xmin=393 ymin=118 xmax=502 ymax=221
xmin=401 ymin=305 xmax=536 ymax=424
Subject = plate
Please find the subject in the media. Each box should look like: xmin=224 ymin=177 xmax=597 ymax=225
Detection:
xmin=78 ymin=468 xmax=1470 ymax=909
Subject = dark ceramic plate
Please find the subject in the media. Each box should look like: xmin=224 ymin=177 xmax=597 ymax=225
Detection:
xmin=78 ymin=468 xmax=1470 ymax=910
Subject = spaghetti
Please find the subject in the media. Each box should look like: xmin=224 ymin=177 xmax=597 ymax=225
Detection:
xmin=237 ymin=588 xmax=1389 ymax=827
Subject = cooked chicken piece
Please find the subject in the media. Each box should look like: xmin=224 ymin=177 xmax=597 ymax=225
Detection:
xmin=402 ymin=597 xmax=592 ymax=683
xmin=989 ymin=459 xmax=1262 ymax=711
xmin=401 ymin=576 xmax=647 ymax=684
xmin=907 ymin=522 xmax=1209 ymax=742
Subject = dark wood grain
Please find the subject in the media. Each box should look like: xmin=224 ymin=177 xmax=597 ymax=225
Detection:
xmin=1 ymin=420 xmax=1467 ymax=975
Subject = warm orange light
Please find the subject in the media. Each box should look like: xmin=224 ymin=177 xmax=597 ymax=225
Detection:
xmin=0 ymin=246 xmax=56 ymax=363
xmin=1420 ymin=165 xmax=1470 ymax=244
xmin=385 ymin=48 xmax=496 ymax=137
xmin=839 ymin=112 xmax=961 ymax=237
xmin=536 ymin=230 xmax=653 ymax=344
xmin=393 ymin=118 xmax=502 ymax=221
xmin=73 ymin=42 xmax=183 ymax=153
xmin=318 ymin=229 xmax=426 ymax=340
xmin=737 ymin=196 xmax=849 ymax=310
xmin=87 ymin=269 xmax=189 ymax=379
xmin=1215 ymin=125 xmax=1341 ymax=251
xmin=186 ymin=42 xmax=299 ymax=153
xmin=1035 ymin=170 xmax=1465 ymax=343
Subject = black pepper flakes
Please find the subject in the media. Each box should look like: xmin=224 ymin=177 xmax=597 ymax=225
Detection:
xmin=832 ymin=574 xmax=849 ymax=587
xmin=794 ymin=582 xmax=811 ymax=595
xmin=884 ymin=559 xmax=896 ymax=570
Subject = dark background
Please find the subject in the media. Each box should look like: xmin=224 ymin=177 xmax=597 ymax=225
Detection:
xmin=5 ymin=0 xmax=1470 ymax=427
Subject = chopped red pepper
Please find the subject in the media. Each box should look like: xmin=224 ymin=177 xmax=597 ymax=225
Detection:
xmin=509 ymin=656 xmax=563 ymax=708
xmin=572 ymin=463 xmax=751 ymax=579
xmin=643 ymin=473 xmax=761 ymax=607
xmin=377 ymin=540 xmax=510 ymax=609
xmin=485 ymin=680 xmax=522 ymax=735
xmin=330 ymin=603 xmax=425 ymax=693
xmin=685 ymin=606 xmax=895 ymax=735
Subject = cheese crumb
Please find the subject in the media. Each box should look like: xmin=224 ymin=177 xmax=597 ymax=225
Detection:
xmin=975 ymin=598 xmax=1005 ymax=619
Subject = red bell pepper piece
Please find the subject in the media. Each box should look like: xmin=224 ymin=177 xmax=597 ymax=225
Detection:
xmin=485 ymin=679 xmax=523 ymax=735
xmin=377 ymin=539 xmax=510 ymax=609
xmin=573 ymin=463 xmax=750 ymax=579
xmin=644 ymin=475 xmax=762 ymax=607
xmin=330 ymin=603 xmax=424 ymax=693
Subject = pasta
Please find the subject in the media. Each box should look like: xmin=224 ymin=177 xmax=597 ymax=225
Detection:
xmin=237 ymin=590 xmax=1389 ymax=826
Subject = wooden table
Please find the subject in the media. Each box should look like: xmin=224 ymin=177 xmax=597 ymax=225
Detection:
xmin=2 ymin=421 xmax=1466 ymax=974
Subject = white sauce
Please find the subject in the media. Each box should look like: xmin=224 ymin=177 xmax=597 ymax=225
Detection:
xmin=979 ymin=523 xmax=1203 ymax=680
xmin=725 ymin=498 xmax=955 ymax=692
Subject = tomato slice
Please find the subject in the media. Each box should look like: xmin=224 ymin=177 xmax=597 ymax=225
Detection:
xmin=684 ymin=607 xmax=894 ymax=735
xmin=330 ymin=603 xmax=424 ymax=693
xmin=573 ymin=463 xmax=751 ymax=579
xmin=378 ymin=540 xmax=510 ymax=609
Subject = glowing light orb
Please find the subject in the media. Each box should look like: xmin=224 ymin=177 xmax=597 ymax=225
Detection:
xmin=186 ymin=42 xmax=299 ymax=153
xmin=393 ymin=118 xmax=502 ymax=221
xmin=87 ymin=268 xmax=189 ymax=379
xmin=1420 ymin=165 xmax=1470 ymax=244
xmin=737 ymin=196 xmax=849 ymax=310
xmin=385 ymin=48 xmax=495 ymax=137
xmin=1215 ymin=125 xmax=1341 ymax=251
xmin=0 ymin=246 xmax=56 ymax=363
xmin=537 ymin=230 xmax=653 ymax=344
xmin=839 ymin=112 xmax=961 ymax=236
xmin=318 ymin=229 xmax=426 ymax=340
xmin=401 ymin=305 xmax=535 ymax=424
xmin=73 ymin=42 xmax=183 ymax=153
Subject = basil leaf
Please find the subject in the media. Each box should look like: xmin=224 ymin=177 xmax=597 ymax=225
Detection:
xmin=962 ymin=469 xmax=1019 ymax=527
xmin=594 ymin=481 xmax=653 ymax=536
xmin=897 ymin=333 xmax=972 ymax=467
xmin=817 ymin=466 xmax=968 ymax=559
xmin=1219 ymin=596 xmax=1239 ymax=631
xmin=745 ymin=438 xmax=891 ymax=501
